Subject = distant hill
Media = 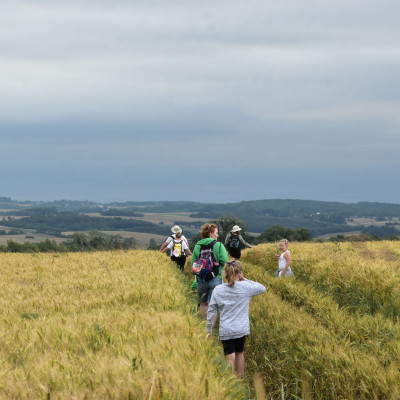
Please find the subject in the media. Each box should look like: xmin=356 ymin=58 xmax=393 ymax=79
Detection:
xmin=1 ymin=197 xmax=400 ymax=238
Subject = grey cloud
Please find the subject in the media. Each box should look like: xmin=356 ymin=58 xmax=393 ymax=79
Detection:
xmin=1 ymin=0 xmax=399 ymax=203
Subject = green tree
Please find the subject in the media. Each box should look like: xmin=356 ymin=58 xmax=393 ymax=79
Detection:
xmin=190 ymin=215 xmax=254 ymax=249
xmin=256 ymin=225 xmax=312 ymax=243
xmin=124 ymin=237 xmax=137 ymax=249
xmin=88 ymin=231 xmax=108 ymax=250
xmin=66 ymin=232 xmax=91 ymax=251
xmin=212 ymin=215 xmax=252 ymax=244
xmin=37 ymin=239 xmax=59 ymax=252
xmin=148 ymin=238 xmax=158 ymax=250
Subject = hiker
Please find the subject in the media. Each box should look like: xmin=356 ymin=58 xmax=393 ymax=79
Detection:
xmin=275 ymin=238 xmax=294 ymax=277
xmin=161 ymin=231 xmax=192 ymax=271
xmin=224 ymin=225 xmax=252 ymax=260
xmin=191 ymin=223 xmax=228 ymax=320
xmin=207 ymin=260 xmax=265 ymax=379
xmin=159 ymin=225 xmax=190 ymax=253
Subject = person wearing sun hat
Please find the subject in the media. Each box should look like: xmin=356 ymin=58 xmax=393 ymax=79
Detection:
xmin=160 ymin=229 xmax=192 ymax=271
xmin=159 ymin=225 xmax=190 ymax=253
xmin=224 ymin=225 xmax=252 ymax=260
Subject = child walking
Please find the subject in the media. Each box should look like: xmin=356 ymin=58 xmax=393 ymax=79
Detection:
xmin=206 ymin=260 xmax=265 ymax=379
xmin=275 ymin=238 xmax=294 ymax=277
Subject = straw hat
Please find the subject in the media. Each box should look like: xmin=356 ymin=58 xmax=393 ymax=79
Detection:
xmin=171 ymin=225 xmax=182 ymax=234
xmin=231 ymin=225 xmax=241 ymax=232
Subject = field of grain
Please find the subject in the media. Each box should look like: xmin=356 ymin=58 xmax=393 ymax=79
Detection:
xmin=240 ymin=241 xmax=400 ymax=399
xmin=3 ymin=242 xmax=400 ymax=399
xmin=0 ymin=251 xmax=245 ymax=399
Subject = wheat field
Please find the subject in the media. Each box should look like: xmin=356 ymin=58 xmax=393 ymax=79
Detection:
xmin=2 ymin=242 xmax=400 ymax=399
xmin=0 ymin=251 xmax=245 ymax=399
xmin=240 ymin=241 xmax=400 ymax=399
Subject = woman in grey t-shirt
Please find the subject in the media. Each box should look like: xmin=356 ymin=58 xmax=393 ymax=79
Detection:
xmin=207 ymin=260 xmax=265 ymax=379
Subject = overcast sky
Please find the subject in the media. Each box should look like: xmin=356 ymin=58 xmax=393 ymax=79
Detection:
xmin=1 ymin=0 xmax=399 ymax=204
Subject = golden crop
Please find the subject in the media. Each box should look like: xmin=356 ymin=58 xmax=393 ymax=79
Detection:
xmin=0 ymin=251 xmax=245 ymax=399
xmin=241 ymin=241 xmax=400 ymax=399
xmin=3 ymin=241 xmax=400 ymax=399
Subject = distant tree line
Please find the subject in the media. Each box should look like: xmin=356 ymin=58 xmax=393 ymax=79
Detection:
xmin=189 ymin=216 xmax=313 ymax=250
xmin=361 ymin=225 xmax=400 ymax=238
xmin=173 ymin=220 xmax=204 ymax=229
xmin=100 ymin=209 xmax=144 ymax=217
xmin=187 ymin=215 xmax=399 ymax=247
xmin=0 ymin=229 xmax=25 ymax=235
xmin=254 ymin=225 xmax=312 ymax=243
xmin=0 ymin=231 xmax=137 ymax=253
xmin=2 ymin=200 xmax=399 ymax=245
xmin=3 ymin=212 xmax=171 ymax=237
xmin=327 ymin=233 xmax=399 ymax=242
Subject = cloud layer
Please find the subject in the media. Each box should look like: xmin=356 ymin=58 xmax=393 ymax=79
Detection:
xmin=1 ymin=1 xmax=399 ymax=203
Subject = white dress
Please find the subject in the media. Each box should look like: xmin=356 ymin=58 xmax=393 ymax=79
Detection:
xmin=277 ymin=250 xmax=294 ymax=277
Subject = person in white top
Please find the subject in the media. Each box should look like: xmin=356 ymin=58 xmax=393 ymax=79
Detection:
xmin=207 ymin=260 xmax=265 ymax=379
xmin=274 ymin=238 xmax=294 ymax=277
xmin=159 ymin=225 xmax=190 ymax=254
xmin=161 ymin=231 xmax=192 ymax=271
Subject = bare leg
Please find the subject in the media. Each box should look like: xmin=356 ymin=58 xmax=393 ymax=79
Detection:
xmin=200 ymin=303 xmax=218 ymax=327
xmin=226 ymin=353 xmax=235 ymax=373
xmin=234 ymin=352 xmax=245 ymax=379
xmin=199 ymin=302 xmax=208 ymax=319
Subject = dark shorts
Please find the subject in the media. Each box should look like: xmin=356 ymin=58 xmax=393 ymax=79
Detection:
xmin=221 ymin=336 xmax=246 ymax=355
xmin=171 ymin=255 xmax=186 ymax=270
xmin=228 ymin=247 xmax=241 ymax=259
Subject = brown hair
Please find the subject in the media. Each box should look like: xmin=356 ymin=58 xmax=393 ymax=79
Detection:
xmin=200 ymin=223 xmax=218 ymax=239
xmin=224 ymin=260 xmax=242 ymax=286
xmin=175 ymin=232 xmax=182 ymax=239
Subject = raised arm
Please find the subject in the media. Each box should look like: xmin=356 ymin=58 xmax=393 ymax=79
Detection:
xmin=239 ymin=235 xmax=252 ymax=248
xmin=243 ymin=278 xmax=266 ymax=296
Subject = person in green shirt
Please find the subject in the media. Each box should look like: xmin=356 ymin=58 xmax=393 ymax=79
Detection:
xmin=191 ymin=223 xmax=228 ymax=320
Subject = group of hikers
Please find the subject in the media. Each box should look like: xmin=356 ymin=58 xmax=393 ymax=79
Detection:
xmin=159 ymin=223 xmax=294 ymax=379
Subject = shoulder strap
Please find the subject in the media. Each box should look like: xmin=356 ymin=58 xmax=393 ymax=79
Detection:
xmin=200 ymin=240 xmax=217 ymax=250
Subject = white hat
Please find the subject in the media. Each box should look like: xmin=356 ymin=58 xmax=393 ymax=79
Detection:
xmin=171 ymin=225 xmax=182 ymax=234
xmin=231 ymin=225 xmax=241 ymax=232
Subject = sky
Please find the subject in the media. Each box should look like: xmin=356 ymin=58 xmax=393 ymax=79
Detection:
xmin=1 ymin=0 xmax=399 ymax=204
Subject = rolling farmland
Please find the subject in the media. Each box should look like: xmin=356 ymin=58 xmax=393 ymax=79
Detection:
xmin=2 ymin=241 xmax=400 ymax=399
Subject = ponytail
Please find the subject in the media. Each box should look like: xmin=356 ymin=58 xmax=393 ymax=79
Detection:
xmin=224 ymin=260 xmax=243 ymax=286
